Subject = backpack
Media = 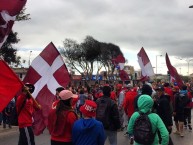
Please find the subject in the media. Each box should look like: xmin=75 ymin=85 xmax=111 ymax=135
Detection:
xmin=96 ymin=97 xmax=114 ymax=129
xmin=178 ymin=93 xmax=189 ymax=108
xmin=133 ymin=111 xmax=156 ymax=145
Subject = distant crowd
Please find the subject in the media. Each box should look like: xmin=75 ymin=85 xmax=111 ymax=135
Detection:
xmin=1 ymin=80 xmax=193 ymax=145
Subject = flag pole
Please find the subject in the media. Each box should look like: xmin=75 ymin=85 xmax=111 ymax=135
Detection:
xmin=22 ymin=85 xmax=42 ymax=110
xmin=27 ymin=91 xmax=42 ymax=109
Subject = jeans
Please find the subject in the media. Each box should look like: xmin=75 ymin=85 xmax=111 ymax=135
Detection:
xmin=105 ymin=130 xmax=117 ymax=145
xmin=118 ymin=108 xmax=124 ymax=128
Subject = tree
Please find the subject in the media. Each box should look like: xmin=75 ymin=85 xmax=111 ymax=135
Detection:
xmin=99 ymin=43 xmax=122 ymax=75
xmin=0 ymin=7 xmax=30 ymax=66
xmin=80 ymin=36 xmax=101 ymax=76
xmin=61 ymin=36 xmax=101 ymax=77
xmin=61 ymin=35 xmax=123 ymax=79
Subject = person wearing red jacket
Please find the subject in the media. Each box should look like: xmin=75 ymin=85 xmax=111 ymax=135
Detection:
xmin=48 ymin=90 xmax=78 ymax=145
xmin=16 ymin=83 xmax=41 ymax=145
xmin=123 ymin=88 xmax=137 ymax=144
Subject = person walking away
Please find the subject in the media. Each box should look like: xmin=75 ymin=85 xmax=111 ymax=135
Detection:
xmin=123 ymin=87 xmax=137 ymax=144
xmin=96 ymin=85 xmax=121 ymax=145
xmin=184 ymin=86 xmax=193 ymax=131
xmin=16 ymin=83 xmax=41 ymax=145
xmin=154 ymin=85 xmax=173 ymax=144
xmin=173 ymin=85 xmax=190 ymax=137
xmin=118 ymin=86 xmax=127 ymax=130
xmin=0 ymin=112 xmax=2 ymax=125
xmin=134 ymin=84 xmax=153 ymax=111
xmin=172 ymin=86 xmax=180 ymax=134
xmin=47 ymin=90 xmax=78 ymax=145
xmin=77 ymin=89 xmax=87 ymax=118
xmin=2 ymin=99 xmax=15 ymax=128
xmin=72 ymin=100 xmax=105 ymax=145
xmin=128 ymin=95 xmax=169 ymax=145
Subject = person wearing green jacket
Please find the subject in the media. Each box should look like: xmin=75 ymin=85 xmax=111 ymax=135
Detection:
xmin=127 ymin=94 xmax=169 ymax=145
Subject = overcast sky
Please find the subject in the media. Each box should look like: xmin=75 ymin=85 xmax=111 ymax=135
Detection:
xmin=14 ymin=0 xmax=193 ymax=75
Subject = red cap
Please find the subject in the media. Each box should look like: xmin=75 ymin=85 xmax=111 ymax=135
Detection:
xmin=80 ymin=100 xmax=97 ymax=117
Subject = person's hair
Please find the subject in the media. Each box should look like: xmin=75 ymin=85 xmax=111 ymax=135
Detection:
xmin=79 ymin=89 xmax=84 ymax=94
xmin=56 ymin=98 xmax=72 ymax=115
xmin=141 ymin=84 xmax=153 ymax=96
xmin=103 ymin=86 xmax=111 ymax=97
xmin=164 ymin=82 xmax=170 ymax=87
xmin=182 ymin=85 xmax=187 ymax=90
xmin=56 ymin=87 xmax=64 ymax=93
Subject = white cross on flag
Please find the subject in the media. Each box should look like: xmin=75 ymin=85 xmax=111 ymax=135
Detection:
xmin=137 ymin=47 xmax=155 ymax=80
xmin=23 ymin=42 xmax=70 ymax=135
xmin=0 ymin=0 xmax=27 ymax=48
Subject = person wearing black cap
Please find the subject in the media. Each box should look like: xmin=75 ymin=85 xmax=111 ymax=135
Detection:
xmin=16 ymin=83 xmax=41 ymax=145
xmin=154 ymin=85 xmax=173 ymax=145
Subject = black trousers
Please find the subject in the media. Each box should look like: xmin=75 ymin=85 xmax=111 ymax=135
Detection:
xmin=184 ymin=108 xmax=191 ymax=125
xmin=51 ymin=140 xmax=72 ymax=145
xmin=18 ymin=126 xmax=35 ymax=145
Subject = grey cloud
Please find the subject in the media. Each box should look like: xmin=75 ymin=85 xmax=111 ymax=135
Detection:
xmin=15 ymin=0 xmax=193 ymax=61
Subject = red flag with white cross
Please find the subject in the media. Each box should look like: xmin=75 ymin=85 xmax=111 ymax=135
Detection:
xmin=0 ymin=0 xmax=27 ymax=48
xmin=23 ymin=42 xmax=70 ymax=135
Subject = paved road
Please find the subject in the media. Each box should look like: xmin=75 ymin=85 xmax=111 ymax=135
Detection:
xmin=0 ymin=125 xmax=193 ymax=145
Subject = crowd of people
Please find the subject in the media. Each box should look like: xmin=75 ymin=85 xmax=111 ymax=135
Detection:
xmin=0 ymin=80 xmax=193 ymax=145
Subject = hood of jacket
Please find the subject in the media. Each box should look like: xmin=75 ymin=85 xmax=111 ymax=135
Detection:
xmin=137 ymin=94 xmax=153 ymax=113
xmin=79 ymin=118 xmax=96 ymax=132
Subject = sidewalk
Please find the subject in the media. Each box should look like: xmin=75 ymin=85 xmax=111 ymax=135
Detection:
xmin=0 ymin=124 xmax=18 ymax=137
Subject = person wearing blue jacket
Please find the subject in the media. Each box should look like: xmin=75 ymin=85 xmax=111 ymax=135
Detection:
xmin=72 ymin=100 xmax=105 ymax=145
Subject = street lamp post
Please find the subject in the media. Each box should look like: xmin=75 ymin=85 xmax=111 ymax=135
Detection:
xmin=176 ymin=57 xmax=193 ymax=76
xmin=155 ymin=55 xmax=162 ymax=82
xmin=179 ymin=67 xmax=181 ymax=74
xmin=28 ymin=51 xmax=32 ymax=67
xmin=187 ymin=59 xmax=193 ymax=76
xmin=156 ymin=55 xmax=162 ymax=75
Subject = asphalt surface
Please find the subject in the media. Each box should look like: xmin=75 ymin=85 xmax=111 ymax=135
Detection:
xmin=0 ymin=124 xmax=193 ymax=145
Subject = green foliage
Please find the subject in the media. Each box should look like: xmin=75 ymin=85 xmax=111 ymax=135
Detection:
xmin=0 ymin=31 xmax=19 ymax=64
xmin=61 ymin=35 xmax=123 ymax=76
xmin=16 ymin=8 xmax=31 ymax=21
xmin=0 ymin=7 xmax=30 ymax=65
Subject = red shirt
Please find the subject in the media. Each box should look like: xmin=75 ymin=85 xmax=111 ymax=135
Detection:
xmin=123 ymin=90 xmax=137 ymax=118
xmin=16 ymin=93 xmax=39 ymax=128
xmin=48 ymin=109 xmax=78 ymax=142
xmin=110 ymin=91 xmax=117 ymax=101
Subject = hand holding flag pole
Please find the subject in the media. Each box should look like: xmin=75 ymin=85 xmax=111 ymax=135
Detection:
xmin=22 ymin=85 xmax=42 ymax=110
